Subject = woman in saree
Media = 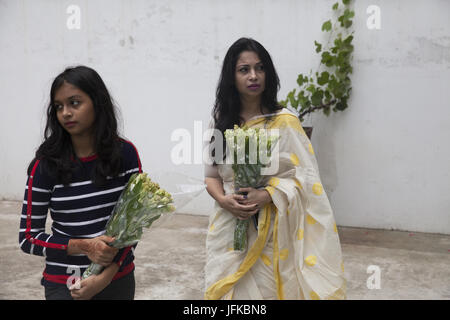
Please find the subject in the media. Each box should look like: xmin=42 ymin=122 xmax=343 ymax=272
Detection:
xmin=204 ymin=37 xmax=346 ymax=300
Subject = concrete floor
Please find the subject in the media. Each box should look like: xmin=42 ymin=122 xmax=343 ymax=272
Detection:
xmin=1 ymin=200 xmax=449 ymax=300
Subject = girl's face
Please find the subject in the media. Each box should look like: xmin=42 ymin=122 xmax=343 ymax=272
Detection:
xmin=234 ymin=50 xmax=266 ymax=100
xmin=54 ymin=81 xmax=96 ymax=138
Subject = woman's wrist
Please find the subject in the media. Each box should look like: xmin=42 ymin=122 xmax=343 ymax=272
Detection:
xmin=260 ymin=189 xmax=272 ymax=205
xmin=264 ymin=189 xmax=272 ymax=201
xmin=216 ymin=194 xmax=226 ymax=207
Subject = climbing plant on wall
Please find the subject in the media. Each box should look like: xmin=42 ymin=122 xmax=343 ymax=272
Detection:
xmin=280 ymin=0 xmax=355 ymax=124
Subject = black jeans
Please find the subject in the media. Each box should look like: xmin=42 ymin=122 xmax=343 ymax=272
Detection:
xmin=45 ymin=271 xmax=135 ymax=300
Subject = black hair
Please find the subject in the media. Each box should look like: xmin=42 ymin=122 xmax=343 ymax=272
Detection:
xmin=211 ymin=37 xmax=283 ymax=164
xmin=28 ymin=65 xmax=122 ymax=186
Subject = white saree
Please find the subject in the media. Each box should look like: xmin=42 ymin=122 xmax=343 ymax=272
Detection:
xmin=204 ymin=108 xmax=346 ymax=300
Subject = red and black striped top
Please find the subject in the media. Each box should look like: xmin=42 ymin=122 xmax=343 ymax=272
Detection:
xmin=19 ymin=139 xmax=142 ymax=287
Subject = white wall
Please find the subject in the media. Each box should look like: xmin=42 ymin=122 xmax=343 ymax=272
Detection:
xmin=312 ymin=0 xmax=450 ymax=234
xmin=0 ymin=0 xmax=449 ymax=234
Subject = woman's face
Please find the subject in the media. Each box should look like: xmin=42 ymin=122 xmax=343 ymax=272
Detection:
xmin=234 ymin=50 xmax=266 ymax=100
xmin=54 ymin=81 xmax=96 ymax=138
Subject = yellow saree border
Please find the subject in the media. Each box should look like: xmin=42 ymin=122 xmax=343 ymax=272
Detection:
xmin=204 ymin=204 xmax=272 ymax=300
xmin=243 ymin=116 xmax=268 ymax=128
xmin=243 ymin=110 xmax=306 ymax=135
xmin=272 ymin=206 xmax=284 ymax=299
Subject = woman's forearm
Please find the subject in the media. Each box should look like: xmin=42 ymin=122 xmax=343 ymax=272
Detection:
xmin=205 ymin=177 xmax=225 ymax=205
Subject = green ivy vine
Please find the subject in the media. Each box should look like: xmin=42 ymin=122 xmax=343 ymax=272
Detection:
xmin=280 ymin=0 xmax=355 ymax=122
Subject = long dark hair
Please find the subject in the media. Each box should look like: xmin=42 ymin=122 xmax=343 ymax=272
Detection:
xmin=28 ymin=65 xmax=122 ymax=186
xmin=211 ymin=37 xmax=282 ymax=164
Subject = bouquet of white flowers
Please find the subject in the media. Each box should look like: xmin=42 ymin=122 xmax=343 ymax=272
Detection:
xmin=224 ymin=125 xmax=279 ymax=251
xmin=82 ymin=173 xmax=175 ymax=279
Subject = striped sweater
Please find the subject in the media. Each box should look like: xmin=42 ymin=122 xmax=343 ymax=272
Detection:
xmin=19 ymin=139 xmax=142 ymax=287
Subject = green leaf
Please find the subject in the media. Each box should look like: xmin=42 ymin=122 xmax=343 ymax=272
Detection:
xmin=322 ymin=20 xmax=332 ymax=32
xmin=288 ymin=89 xmax=299 ymax=108
xmin=317 ymin=71 xmax=330 ymax=86
xmin=334 ymin=36 xmax=343 ymax=49
xmin=338 ymin=9 xmax=354 ymax=28
xmin=344 ymin=35 xmax=354 ymax=45
xmin=297 ymin=74 xmax=307 ymax=87
xmin=299 ymin=96 xmax=311 ymax=111
xmin=321 ymin=51 xmax=333 ymax=65
xmin=297 ymin=90 xmax=306 ymax=100
xmin=326 ymin=57 xmax=335 ymax=67
xmin=342 ymin=0 xmax=350 ymax=5
xmin=314 ymin=40 xmax=322 ymax=53
xmin=306 ymin=84 xmax=316 ymax=94
xmin=333 ymin=82 xmax=346 ymax=99
xmin=327 ymin=79 xmax=338 ymax=96
xmin=341 ymin=9 xmax=355 ymax=27
xmin=335 ymin=97 xmax=348 ymax=111
xmin=324 ymin=89 xmax=332 ymax=103
xmin=297 ymin=90 xmax=310 ymax=110
xmin=343 ymin=34 xmax=353 ymax=45
xmin=336 ymin=53 xmax=347 ymax=67
xmin=311 ymin=89 xmax=324 ymax=106
xmin=332 ymin=2 xmax=339 ymax=10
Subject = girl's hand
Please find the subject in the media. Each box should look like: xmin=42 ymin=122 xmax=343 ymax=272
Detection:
xmin=235 ymin=187 xmax=272 ymax=210
xmin=84 ymin=236 xmax=118 ymax=267
xmin=68 ymin=236 xmax=118 ymax=267
xmin=218 ymin=194 xmax=259 ymax=220
xmin=69 ymin=274 xmax=108 ymax=300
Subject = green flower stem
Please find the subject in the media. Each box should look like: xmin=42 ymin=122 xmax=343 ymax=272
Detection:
xmin=82 ymin=262 xmax=104 ymax=279
xmin=234 ymin=219 xmax=250 ymax=251
xmin=81 ymin=173 xmax=175 ymax=279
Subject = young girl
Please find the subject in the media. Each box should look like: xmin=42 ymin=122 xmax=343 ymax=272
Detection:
xmin=204 ymin=38 xmax=346 ymax=300
xmin=19 ymin=66 xmax=142 ymax=300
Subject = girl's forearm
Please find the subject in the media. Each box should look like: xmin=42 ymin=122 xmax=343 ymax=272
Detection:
xmin=92 ymin=262 xmax=120 ymax=294
xmin=72 ymin=262 xmax=120 ymax=299
xmin=99 ymin=262 xmax=120 ymax=283
xmin=67 ymin=238 xmax=89 ymax=255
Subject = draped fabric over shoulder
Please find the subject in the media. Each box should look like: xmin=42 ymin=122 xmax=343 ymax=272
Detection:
xmin=204 ymin=108 xmax=346 ymax=300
